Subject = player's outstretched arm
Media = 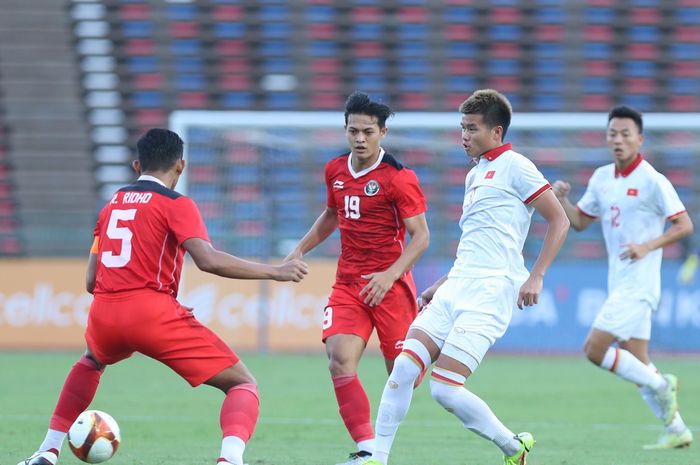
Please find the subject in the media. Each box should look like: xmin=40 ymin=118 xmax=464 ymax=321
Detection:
xmin=360 ymin=212 xmax=430 ymax=306
xmin=517 ymin=189 xmax=570 ymax=309
xmin=552 ymin=180 xmax=595 ymax=231
xmin=284 ymin=207 xmax=338 ymax=261
xmin=184 ymin=238 xmax=308 ymax=282
xmin=621 ymin=212 xmax=694 ymax=261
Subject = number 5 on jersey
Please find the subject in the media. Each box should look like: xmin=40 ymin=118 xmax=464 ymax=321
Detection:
xmin=101 ymin=209 xmax=137 ymax=268
xmin=344 ymin=195 xmax=361 ymax=219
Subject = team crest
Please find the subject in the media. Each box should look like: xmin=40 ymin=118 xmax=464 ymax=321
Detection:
xmin=364 ymin=180 xmax=380 ymax=196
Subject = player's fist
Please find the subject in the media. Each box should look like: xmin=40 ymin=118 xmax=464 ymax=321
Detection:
xmin=419 ymin=285 xmax=438 ymax=309
xmin=275 ymin=258 xmax=308 ymax=282
xmin=551 ymin=180 xmax=571 ymax=200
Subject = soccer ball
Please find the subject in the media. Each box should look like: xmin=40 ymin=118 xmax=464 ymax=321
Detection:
xmin=68 ymin=410 xmax=121 ymax=463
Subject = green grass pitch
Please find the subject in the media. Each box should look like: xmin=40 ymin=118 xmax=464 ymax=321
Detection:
xmin=2 ymin=352 xmax=697 ymax=465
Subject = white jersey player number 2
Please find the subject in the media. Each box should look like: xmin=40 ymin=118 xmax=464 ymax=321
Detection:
xmin=101 ymin=209 xmax=137 ymax=268
xmin=344 ymin=195 xmax=361 ymax=219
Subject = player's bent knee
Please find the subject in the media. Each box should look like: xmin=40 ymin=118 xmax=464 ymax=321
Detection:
xmin=429 ymin=379 xmax=460 ymax=409
xmin=390 ymin=353 xmax=422 ymax=385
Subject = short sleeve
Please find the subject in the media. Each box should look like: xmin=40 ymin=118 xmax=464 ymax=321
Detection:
xmin=390 ymin=169 xmax=427 ymax=219
xmin=169 ymin=196 xmax=210 ymax=245
xmin=654 ymin=174 xmax=686 ymax=220
xmin=512 ymin=156 xmax=551 ymax=204
xmin=325 ymin=161 xmax=337 ymax=209
xmin=577 ymin=171 xmax=600 ymax=218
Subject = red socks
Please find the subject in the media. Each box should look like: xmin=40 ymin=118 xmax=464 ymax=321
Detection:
xmin=49 ymin=356 xmax=103 ymax=431
xmin=220 ymin=383 xmax=260 ymax=441
xmin=332 ymin=374 xmax=374 ymax=443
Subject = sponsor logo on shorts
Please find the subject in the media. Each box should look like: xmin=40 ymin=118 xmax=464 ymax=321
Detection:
xmin=395 ymin=340 xmax=404 ymax=349
xmin=388 ymin=381 xmax=399 ymax=389
xmin=364 ymin=180 xmax=380 ymax=196
xmin=454 ymin=327 xmax=466 ymax=334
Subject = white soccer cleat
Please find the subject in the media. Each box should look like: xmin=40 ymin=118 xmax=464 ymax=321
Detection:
xmin=17 ymin=449 xmax=58 ymax=465
xmin=643 ymin=428 xmax=693 ymax=450
xmin=335 ymin=451 xmax=372 ymax=465
xmin=656 ymin=374 xmax=679 ymax=426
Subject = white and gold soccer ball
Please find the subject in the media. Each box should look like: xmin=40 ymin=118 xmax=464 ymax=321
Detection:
xmin=68 ymin=410 xmax=121 ymax=463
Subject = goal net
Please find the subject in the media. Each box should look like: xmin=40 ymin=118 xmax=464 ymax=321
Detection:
xmin=171 ymin=111 xmax=700 ymax=263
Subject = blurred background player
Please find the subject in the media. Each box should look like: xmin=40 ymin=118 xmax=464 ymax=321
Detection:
xmin=284 ymin=91 xmax=429 ymax=464
xmin=18 ymin=129 xmax=309 ymax=465
xmin=361 ymin=89 xmax=569 ymax=465
xmin=552 ymin=105 xmax=694 ymax=449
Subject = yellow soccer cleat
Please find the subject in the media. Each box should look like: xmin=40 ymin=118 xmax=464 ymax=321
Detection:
xmin=643 ymin=428 xmax=693 ymax=450
xmin=657 ymin=374 xmax=679 ymax=426
xmin=504 ymin=432 xmax=535 ymax=465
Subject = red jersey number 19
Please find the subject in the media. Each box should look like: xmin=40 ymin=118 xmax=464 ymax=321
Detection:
xmin=344 ymin=195 xmax=361 ymax=219
xmin=101 ymin=209 xmax=137 ymax=268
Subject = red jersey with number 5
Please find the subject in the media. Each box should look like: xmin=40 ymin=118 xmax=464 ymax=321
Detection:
xmin=92 ymin=178 xmax=209 ymax=296
xmin=325 ymin=150 xmax=427 ymax=283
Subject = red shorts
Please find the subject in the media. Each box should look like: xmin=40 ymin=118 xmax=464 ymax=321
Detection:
xmin=322 ymin=274 xmax=418 ymax=360
xmin=86 ymin=289 xmax=238 ymax=386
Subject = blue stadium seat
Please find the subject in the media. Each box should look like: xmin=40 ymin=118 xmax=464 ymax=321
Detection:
xmin=398 ymin=58 xmax=429 ymax=74
xmin=261 ymin=41 xmax=292 ymax=56
xmin=170 ymin=39 xmax=201 ymax=55
xmin=262 ymin=22 xmax=291 ymax=39
xmin=307 ymin=41 xmax=338 ymax=57
xmin=174 ymin=74 xmax=206 ymax=91
xmin=354 ymin=58 xmax=384 ymax=74
xmin=446 ymin=76 xmax=477 ymax=92
xmin=351 ymin=24 xmax=383 ymax=40
xmin=354 ymin=75 xmax=386 ymax=91
xmin=622 ymin=61 xmax=655 ymax=77
xmin=446 ymin=42 xmax=478 ymax=58
xmin=533 ymin=43 xmax=565 ymax=57
xmin=487 ymin=59 xmax=519 ymax=76
xmin=586 ymin=8 xmax=615 ymax=24
xmin=262 ymin=58 xmax=293 ymax=73
xmin=443 ymin=7 xmax=476 ymax=23
xmin=259 ymin=6 xmax=290 ymax=22
xmin=127 ymin=56 xmax=158 ymax=73
xmin=221 ymin=92 xmax=254 ymax=108
xmin=215 ymin=23 xmax=246 ymax=38
xmin=131 ymin=91 xmax=164 ymax=108
xmin=398 ymin=24 xmax=429 ymax=40
xmin=676 ymin=7 xmax=700 ymax=24
xmin=628 ymin=26 xmax=660 ymax=42
xmin=671 ymin=43 xmax=700 ymax=60
xmin=306 ymin=6 xmax=336 ymax=22
xmin=533 ymin=59 xmax=564 ymax=75
xmin=531 ymin=94 xmax=565 ymax=111
xmin=488 ymin=25 xmax=523 ymax=41
xmin=581 ymin=77 xmax=614 ymax=93
xmin=535 ymin=7 xmax=565 ymax=23
xmin=174 ymin=57 xmax=204 ymax=73
xmin=167 ymin=4 xmax=197 ymax=20
xmin=122 ymin=21 xmax=152 ymax=38
xmin=398 ymin=42 xmax=428 ymax=57
xmin=398 ymin=76 xmax=428 ymax=92
xmin=668 ymin=78 xmax=700 ymax=94
xmin=583 ymin=43 xmax=613 ymax=59
xmin=265 ymin=92 xmax=298 ymax=109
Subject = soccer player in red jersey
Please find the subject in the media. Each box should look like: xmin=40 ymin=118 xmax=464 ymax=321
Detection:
xmin=18 ymin=129 xmax=308 ymax=465
xmin=285 ymin=92 xmax=430 ymax=465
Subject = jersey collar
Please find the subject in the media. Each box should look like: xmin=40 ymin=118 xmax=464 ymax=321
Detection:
xmin=138 ymin=174 xmax=167 ymax=187
xmin=614 ymin=153 xmax=643 ymax=178
xmin=348 ymin=147 xmax=385 ymax=179
xmin=481 ymin=143 xmax=512 ymax=161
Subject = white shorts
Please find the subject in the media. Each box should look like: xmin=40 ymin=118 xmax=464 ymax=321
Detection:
xmin=411 ymin=276 xmax=517 ymax=372
xmin=592 ymin=291 xmax=652 ymax=341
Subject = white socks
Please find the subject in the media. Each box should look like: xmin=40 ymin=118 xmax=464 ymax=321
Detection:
xmin=430 ymin=368 xmax=520 ymax=456
xmin=220 ymin=436 xmax=245 ymax=465
xmin=39 ymin=429 xmax=66 ymax=454
xmin=600 ymin=348 xmax=665 ymax=391
xmin=373 ymin=353 xmax=423 ymax=465
xmin=638 ymin=363 xmax=687 ymax=434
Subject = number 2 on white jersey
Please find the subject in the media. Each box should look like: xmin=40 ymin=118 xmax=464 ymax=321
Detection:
xmin=344 ymin=195 xmax=361 ymax=219
xmin=101 ymin=209 xmax=137 ymax=268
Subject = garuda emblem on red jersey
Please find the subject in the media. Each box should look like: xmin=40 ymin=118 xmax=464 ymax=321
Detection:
xmin=364 ymin=180 xmax=380 ymax=196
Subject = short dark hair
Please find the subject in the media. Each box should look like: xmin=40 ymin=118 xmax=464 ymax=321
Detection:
xmin=344 ymin=91 xmax=394 ymax=129
xmin=608 ymin=105 xmax=643 ymax=133
xmin=458 ymin=89 xmax=513 ymax=138
xmin=136 ymin=128 xmax=184 ymax=172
